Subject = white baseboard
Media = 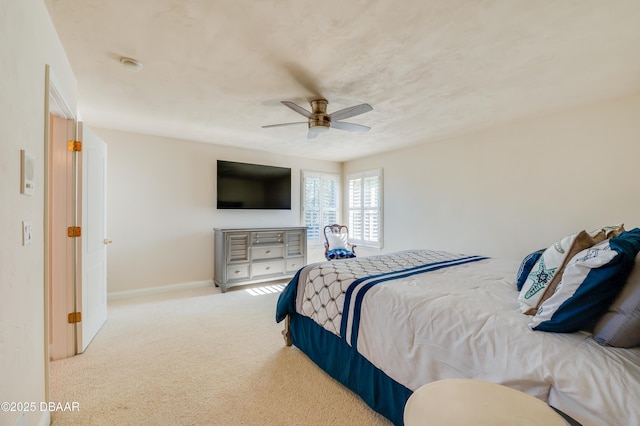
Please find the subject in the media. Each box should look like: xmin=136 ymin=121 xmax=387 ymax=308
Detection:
xmin=107 ymin=280 xmax=215 ymax=301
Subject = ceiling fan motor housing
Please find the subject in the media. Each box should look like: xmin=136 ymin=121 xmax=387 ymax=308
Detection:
xmin=309 ymin=99 xmax=330 ymax=129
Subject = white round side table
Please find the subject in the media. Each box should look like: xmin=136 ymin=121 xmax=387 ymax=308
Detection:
xmin=404 ymin=379 xmax=568 ymax=426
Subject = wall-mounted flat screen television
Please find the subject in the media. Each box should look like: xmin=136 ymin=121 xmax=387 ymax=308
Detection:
xmin=217 ymin=160 xmax=292 ymax=210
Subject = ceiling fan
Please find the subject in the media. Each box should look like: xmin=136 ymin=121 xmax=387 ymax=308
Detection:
xmin=263 ymin=99 xmax=373 ymax=139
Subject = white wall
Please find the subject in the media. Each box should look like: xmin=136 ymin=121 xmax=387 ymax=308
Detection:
xmin=345 ymin=93 xmax=640 ymax=261
xmin=102 ymin=93 xmax=640 ymax=293
xmin=95 ymin=128 xmax=340 ymax=293
xmin=0 ymin=1 xmax=77 ymax=425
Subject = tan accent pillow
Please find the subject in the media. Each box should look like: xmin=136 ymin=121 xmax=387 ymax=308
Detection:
xmin=604 ymin=224 xmax=625 ymax=238
xmin=518 ymin=230 xmax=606 ymax=315
xmin=590 ymin=224 xmax=625 ymax=239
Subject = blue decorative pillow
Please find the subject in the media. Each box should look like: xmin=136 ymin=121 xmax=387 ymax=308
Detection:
xmin=326 ymin=249 xmax=356 ymax=260
xmin=518 ymin=230 xmax=606 ymax=314
xmin=531 ymin=229 xmax=640 ymax=333
xmin=516 ymin=249 xmax=544 ymax=291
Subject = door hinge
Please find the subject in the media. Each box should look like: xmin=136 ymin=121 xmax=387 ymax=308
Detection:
xmin=67 ymin=226 xmax=81 ymax=237
xmin=68 ymin=312 xmax=82 ymax=323
xmin=67 ymin=140 xmax=82 ymax=152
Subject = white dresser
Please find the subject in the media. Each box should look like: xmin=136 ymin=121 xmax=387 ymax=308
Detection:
xmin=213 ymin=227 xmax=307 ymax=292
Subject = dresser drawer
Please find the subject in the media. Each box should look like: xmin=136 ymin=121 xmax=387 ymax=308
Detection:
xmin=252 ymin=260 xmax=284 ymax=277
xmin=286 ymin=257 xmax=304 ymax=273
xmin=251 ymin=245 xmax=284 ymax=260
xmin=226 ymin=264 xmax=250 ymax=281
xmin=252 ymin=231 xmax=284 ymax=245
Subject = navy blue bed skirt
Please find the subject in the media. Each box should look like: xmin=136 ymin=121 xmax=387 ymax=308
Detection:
xmin=288 ymin=313 xmax=413 ymax=426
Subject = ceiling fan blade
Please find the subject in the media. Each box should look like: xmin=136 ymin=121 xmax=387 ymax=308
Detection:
xmin=281 ymin=101 xmax=313 ymax=118
xmin=307 ymin=126 xmax=329 ymax=139
xmin=328 ymin=103 xmax=373 ymax=121
xmin=330 ymin=121 xmax=370 ymax=132
xmin=262 ymin=122 xmax=307 ymax=128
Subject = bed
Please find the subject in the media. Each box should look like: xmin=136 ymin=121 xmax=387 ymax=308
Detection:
xmin=275 ymin=232 xmax=640 ymax=426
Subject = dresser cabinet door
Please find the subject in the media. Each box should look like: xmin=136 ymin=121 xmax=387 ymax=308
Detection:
xmin=227 ymin=233 xmax=249 ymax=263
xmin=285 ymin=230 xmax=305 ymax=257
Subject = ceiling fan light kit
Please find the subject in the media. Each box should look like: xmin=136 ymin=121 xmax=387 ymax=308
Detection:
xmin=263 ymin=98 xmax=372 ymax=139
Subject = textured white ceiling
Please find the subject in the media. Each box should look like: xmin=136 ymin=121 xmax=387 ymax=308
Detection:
xmin=45 ymin=0 xmax=640 ymax=161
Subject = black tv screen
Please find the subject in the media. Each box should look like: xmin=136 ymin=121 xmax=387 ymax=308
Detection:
xmin=217 ymin=160 xmax=292 ymax=210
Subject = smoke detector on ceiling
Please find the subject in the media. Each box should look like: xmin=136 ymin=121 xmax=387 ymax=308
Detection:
xmin=120 ymin=57 xmax=143 ymax=72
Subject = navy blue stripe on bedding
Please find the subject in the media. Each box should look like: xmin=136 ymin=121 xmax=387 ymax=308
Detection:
xmin=290 ymin=312 xmax=413 ymax=426
xmin=342 ymin=256 xmax=487 ymax=348
xmin=339 ymin=256 xmax=477 ymax=340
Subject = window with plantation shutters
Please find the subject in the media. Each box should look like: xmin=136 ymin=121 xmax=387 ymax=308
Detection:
xmin=347 ymin=169 xmax=383 ymax=248
xmin=302 ymin=171 xmax=340 ymax=246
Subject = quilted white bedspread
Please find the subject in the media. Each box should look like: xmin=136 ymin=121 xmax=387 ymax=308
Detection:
xmin=290 ymin=249 xmax=640 ymax=426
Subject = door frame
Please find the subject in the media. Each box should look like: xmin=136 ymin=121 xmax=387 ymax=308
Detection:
xmin=44 ymin=64 xmax=78 ymax=400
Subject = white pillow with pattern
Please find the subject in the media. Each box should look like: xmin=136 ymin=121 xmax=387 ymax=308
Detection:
xmin=518 ymin=230 xmax=605 ymax=314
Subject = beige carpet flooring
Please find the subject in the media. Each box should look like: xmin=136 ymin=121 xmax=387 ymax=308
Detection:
xmin=49 ymin=283 xmax=392 ymax=425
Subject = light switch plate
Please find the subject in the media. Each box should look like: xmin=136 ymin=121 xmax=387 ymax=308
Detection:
xmin=22 ymin=221 xmax=33 ymax=245
xmin=20 ymin=149 xmax=35 ymax=195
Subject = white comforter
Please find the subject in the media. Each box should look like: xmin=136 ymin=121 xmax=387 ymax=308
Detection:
xmin=293 ymin=250 xmax=640 ymax=426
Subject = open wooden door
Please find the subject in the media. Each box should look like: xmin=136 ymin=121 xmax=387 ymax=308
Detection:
xmin=47 ymin=116 xmax=108 ymax=358
xmin=48 ymin=114 xmax=77 ymax=361
xmin=76 ymin=123 xmax=108 ymax=352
